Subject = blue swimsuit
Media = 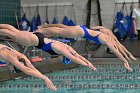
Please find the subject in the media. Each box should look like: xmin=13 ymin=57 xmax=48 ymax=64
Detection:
xmin=33 ymin=32 xmax=72 ymax=64
xmin=80 ymin=25 xmax=102 ymax=44
xmin=33 ymin=32 xmax=58 ymax=55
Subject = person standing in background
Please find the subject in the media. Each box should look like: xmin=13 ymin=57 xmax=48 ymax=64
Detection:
xmin=132 ymin=0 xmax=140 ymax=40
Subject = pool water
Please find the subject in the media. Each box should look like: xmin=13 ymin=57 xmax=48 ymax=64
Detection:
xmin=1 ymin=63 xmax=140 ymax=93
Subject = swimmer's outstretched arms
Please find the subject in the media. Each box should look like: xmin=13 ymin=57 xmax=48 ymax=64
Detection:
xmin=37 ymin=23 xmax=136 ymax=71
xmin=0 ymin=24 xmax=98 ymax=90
xmin=0 ymin=24 xmax=136 ymax=71
xmin=0 ymin=44 xmax=57 ymax=90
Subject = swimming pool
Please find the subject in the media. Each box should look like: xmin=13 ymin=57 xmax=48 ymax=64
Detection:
xmin=0 ymin=58 xmax=140 ymax=93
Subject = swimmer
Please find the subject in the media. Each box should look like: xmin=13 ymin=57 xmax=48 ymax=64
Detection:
xmin=91 ymin=26 xmax=136 ymax=60
xmin=38 ymin=24 xmax=136 ymax=61
xmin=0 ymin=24 xmax=96 ymax=70
xmin=0 ymin=24 xmax=135 ymax=71
xmin=0 ymin=44 xmax=57 ymax=90
xmin=0 ymin=24 xmax=97 ymax=88
xmin=37 ymin=23 xmax=136 ymax=71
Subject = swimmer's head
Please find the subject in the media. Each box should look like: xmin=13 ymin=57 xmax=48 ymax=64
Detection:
xmin=19 ymin=58 xmax=25 ymax=62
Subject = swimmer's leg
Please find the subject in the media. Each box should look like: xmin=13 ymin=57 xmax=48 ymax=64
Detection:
xmin=0 ymin=24 xmax=19 ymax=32
xmin=0 ymin=29 xmax=16 ymax=39
xmin=38 ymin=23 xmax=70 ymax=28
xmin=36 ymin=27 xmax=64 ymax=36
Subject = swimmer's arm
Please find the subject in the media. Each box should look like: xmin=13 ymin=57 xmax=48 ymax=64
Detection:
xmin=14 ymin=50 xmax=37 ymax=70
xmin=91 ymin=26 xmax=116 ymax=40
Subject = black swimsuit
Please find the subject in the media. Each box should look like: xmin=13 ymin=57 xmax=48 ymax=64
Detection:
xmin=33 ymin=32 xmax=58 ymax=55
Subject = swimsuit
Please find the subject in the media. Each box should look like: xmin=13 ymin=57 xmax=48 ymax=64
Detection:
xmin=80 ymin=25 xmax=102 ymax=44
xmin=33 ymin=32 xmax=73 ymax=64
xmin=33 ymin=32 xmax=58 ymax=55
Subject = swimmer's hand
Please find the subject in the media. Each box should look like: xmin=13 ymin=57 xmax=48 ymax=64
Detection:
xmin=44 ymin=77 xmax=57 ymax=91
xmin=129 ymin=54 xmax=136 ymax=61
xmin=87 ymin=62 xmax=97 ymax=71
xmin=124 ymin=63 xmax=133 ymax=72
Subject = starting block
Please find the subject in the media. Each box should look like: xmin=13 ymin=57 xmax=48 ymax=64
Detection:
xmin=30 ymin=56 xmax=44 ymax=63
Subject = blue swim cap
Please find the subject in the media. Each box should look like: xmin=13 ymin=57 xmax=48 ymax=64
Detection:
xmin=62 ymin=56 xmax=72 ymax=65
